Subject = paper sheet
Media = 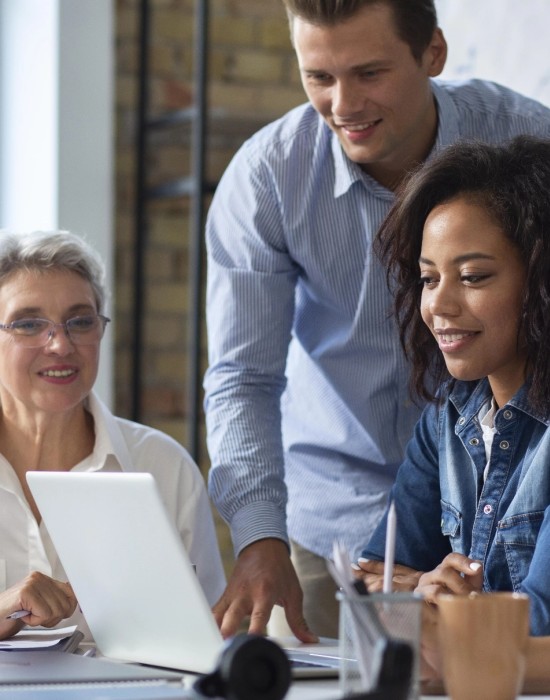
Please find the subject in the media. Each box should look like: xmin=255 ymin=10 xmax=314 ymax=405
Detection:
xmin=0 ymin=625 xmax=77 ymax=649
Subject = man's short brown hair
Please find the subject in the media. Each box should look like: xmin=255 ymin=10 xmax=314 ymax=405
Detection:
xmin=282 ymin=0 xmax=438 ymax=63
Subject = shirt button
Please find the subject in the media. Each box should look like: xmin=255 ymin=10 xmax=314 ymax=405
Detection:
xmin=483 ymin=504 xmax=493 ymax=515
xmin=499 ymin=440 xmax=510 ymax=450
xmin=469 ymin=438 xmax=480 ymax=446
xmin=503 ymin=410 xmax=513 ymax=420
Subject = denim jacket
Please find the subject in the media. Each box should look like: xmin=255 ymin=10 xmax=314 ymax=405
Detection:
xmin=363 ymin=378 xmax=550 ymax=635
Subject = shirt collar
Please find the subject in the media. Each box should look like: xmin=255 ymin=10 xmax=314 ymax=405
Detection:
xmin=332 ymin=133 xmax=363 ymax=197
xmin=431 ymin=79 xmax=461 ymax=154
xmin=75 ymin=391 xmax=135 ymax=473
xmin=331 ymin=133 xmax=397 ymax=200
xmin=449 ymin=378 xmax=550 ymax=427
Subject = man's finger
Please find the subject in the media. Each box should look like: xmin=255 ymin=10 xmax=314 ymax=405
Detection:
xmin=285 ymin=605 xmax=318 ymax=643
xmin=247 ymin=605 xmax=271 ymax=636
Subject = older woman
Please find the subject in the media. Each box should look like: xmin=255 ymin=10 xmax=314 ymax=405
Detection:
xmin=0 ymin=230 xmax=225 ymax=640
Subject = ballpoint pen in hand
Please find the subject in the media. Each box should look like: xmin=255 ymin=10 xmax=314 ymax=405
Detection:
xmin=6 ymin=610 xmax=31 ymax=620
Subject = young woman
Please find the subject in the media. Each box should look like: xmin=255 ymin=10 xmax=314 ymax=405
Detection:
xmin=358 ymin=136 xmax=550 ymax=637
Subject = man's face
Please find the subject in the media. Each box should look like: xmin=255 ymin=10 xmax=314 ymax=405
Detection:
xmin=293 ymin=3 xmax=446 ymax=189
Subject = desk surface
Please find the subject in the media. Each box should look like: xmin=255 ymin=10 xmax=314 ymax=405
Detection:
xmin=281 ymin=637 xmax=550 ymax=699
xmin=75 ymin=640 xmax=550 ymax=700
xmin=286 ymin=679 xmax=550 ymax=700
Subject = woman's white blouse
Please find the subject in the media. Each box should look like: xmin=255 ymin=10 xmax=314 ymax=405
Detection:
xmin=0 ymin=391 xmax=226 ymax=633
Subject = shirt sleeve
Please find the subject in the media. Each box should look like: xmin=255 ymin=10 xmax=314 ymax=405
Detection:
xmin=361 ymin=402 xmax=452 ymax=570
xmin=203 ymin=142 xmax=299 ymax=556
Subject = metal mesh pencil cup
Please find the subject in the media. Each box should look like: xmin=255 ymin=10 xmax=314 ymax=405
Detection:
xmin=337 ymin=591 xmax=422 ymax=699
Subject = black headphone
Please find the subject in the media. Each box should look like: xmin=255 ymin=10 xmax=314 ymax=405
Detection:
xmin=192 ymin=634 xmax=291 ymax=700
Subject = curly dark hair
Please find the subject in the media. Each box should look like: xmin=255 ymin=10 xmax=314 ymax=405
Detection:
xmin=374 ymin=135 xmax=550 ymax=414
xmin=281 ymin=0 xmax=437 ymax=63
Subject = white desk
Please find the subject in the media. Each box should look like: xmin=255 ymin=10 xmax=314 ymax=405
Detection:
xmin=287 ymin=681 xmax=550 ymax=700
xmin=281 ymin=637 xmax=550 ymax=699
xmin=77 ymin=641 xmax=550 ymax=700
xmin=286 ymin=678 xmax=550 ymax=700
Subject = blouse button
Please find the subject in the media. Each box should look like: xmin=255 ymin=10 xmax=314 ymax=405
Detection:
xmin=469 ymin=438 xmax=480 ymax=446
xmin=483 ymin=504 xmax=493 ymax=515
xmin=499 ymin=440 xmax=510 ymax=450
xmin=503 ymin=410 xmax=513 ymax=420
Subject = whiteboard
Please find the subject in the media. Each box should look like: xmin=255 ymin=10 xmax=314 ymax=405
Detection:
xmin=436 ymin=0 xmax=550 ymax=107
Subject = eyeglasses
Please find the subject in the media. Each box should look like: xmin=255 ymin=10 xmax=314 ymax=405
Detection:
xmin=0 ymin=314 xmax=110 ymax=348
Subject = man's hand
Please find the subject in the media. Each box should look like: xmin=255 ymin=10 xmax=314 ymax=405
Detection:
xmin=414 ymin=553 xmax=483 ymax=604
xmin=355 ymin=558 xmax=423 ymax=592
xmin=212 ymin=538 xmax=318 ymax=643
xmin=0 ymin=571 xmax=77 ymax=640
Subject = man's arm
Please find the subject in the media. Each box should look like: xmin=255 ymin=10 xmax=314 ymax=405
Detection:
xmin=204 ymin=144 xmax=315 ymax=641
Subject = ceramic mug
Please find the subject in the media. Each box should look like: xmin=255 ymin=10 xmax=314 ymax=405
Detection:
xmin=437 ymin=591 xmax=530 ymax=700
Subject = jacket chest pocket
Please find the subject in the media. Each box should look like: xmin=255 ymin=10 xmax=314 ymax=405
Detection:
xmin=495 ymin=511 xmax=544 ymax=589
xmin=440 ymin=500 xmax=462 ymax=550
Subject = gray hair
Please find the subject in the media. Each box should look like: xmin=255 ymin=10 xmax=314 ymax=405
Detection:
xmin=0 ymin=230 xmax=107 ymax=312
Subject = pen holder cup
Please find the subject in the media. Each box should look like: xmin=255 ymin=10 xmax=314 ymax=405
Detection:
xmin=337 ymin=591 xmax=422 ymax=700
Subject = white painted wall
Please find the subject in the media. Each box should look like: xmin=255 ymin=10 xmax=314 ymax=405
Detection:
xmin=0 ymin=0 xmax=114 ymax=406
xmin=436 ymin=0 xmax=550 ymax=107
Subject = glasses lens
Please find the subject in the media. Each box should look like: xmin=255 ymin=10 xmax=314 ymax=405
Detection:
xmin=2 ymin=315 xmax=108 ymax=347
xmin=10 ymin=318 xmax=51 ymax=336
xmin=65 ymin=315 xmax=106 ymax=345
xmin=8 ymin=319 xmax=52 ymax=347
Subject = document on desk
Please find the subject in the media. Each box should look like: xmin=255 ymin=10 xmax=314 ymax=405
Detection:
xmin=0 ymin=649 xmax=188 ymax=698
xmin=0 ymin=625 xmax=78 ymax=650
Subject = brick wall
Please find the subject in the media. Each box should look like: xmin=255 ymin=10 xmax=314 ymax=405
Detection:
xmin=115 ymin=0 xmax=305 ymax=573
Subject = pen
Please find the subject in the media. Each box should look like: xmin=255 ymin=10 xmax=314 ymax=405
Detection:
xmin=383 ymin=500 xmax=397 ymax=594
xmin=6 ymin=610 xmax=31 ymax=620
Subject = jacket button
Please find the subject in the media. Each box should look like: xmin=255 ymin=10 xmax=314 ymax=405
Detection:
xmin=499 ymin=440 xmax=510 ymax=450
xmin=503 ymin=410 xmax=513 ymax=420
xmin=469 ymin=438 xmax=480 ymax=446
xmin=483 ymin=504 xmax=493 ymax=514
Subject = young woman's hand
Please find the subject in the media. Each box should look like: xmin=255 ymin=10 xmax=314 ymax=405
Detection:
xmin=414 ymin=553 xmax=483 ymax=604
xmin=354 ymin=558 xmax=423 ymax=592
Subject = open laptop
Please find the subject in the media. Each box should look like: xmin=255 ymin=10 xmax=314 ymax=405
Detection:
xmin=26 ymin=471 xmax=341 ymax=678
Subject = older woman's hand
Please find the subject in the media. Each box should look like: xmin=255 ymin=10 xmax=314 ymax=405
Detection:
xmin=0 ymin=571 xmax=77 ymax=640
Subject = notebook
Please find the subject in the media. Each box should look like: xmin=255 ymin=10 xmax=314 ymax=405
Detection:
xmin=0 ymin=649 xmax=184 ymax=686
xmin=26 ymin=471 xmax=341 ymax=678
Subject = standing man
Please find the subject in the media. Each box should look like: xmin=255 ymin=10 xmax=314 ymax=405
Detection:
xmin=204 ymin=0 xmax=550 ymax=640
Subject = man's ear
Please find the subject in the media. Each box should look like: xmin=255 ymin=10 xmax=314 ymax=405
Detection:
xmin=424 ymin=28 xmax=448 ymax=78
